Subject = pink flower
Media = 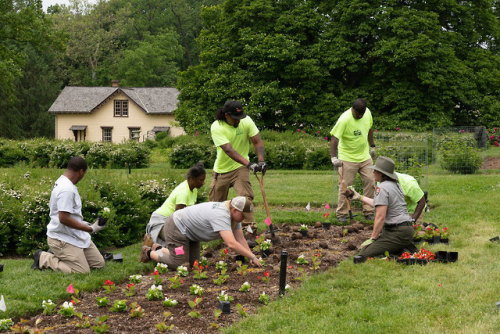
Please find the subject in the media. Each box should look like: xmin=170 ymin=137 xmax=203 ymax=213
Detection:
xmin=396 ymin=127 xmax=400 ymax=131
xmin=490 ymin=136 xmax=494 ymax=140
xmin=67 ymin=283 xmax=74 ymax=294
xmin=461 ymin=129 xmax=465 ymax=133
xmin=324 ymin=137 xmax=328 ymax=140
xmin=302 ymin=130 xmax=306 ymax=133
xmin=194 ymin=131 xmax=199 ymax=136
xmin=316 ymin=130 xmax=320 ymax=134
xmin=495 ymin=127 xmax=498 ymax=131
xmin=495 ymin=142 xmax=499 ymax=147
xmin=297 ymin=129 xmax=301 ymax=132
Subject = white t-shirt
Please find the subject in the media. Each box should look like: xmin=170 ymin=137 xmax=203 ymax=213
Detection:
xmin=47 ymin=175 xmax=91 ymax=248
xmin=173 ymin=202 xmax=241 ymax=242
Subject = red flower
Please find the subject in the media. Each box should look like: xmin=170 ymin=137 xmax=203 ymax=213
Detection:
xmin=180 ymin=280 xmax=184 ymax=284
xmin=264 ymin=271 xmax=270 ymax=277
xmin=71 ymin=300 xmax=76 ymax=305
xmin=152 ymin=270 xmax=159 ymax=276
xmin=104 ymin=280 xmax=114 ymax=286
xmin=224 ymin=248 xmax=228 ymax=255
xmin=324 ymin=137 xmax=328 ymax=140
xmin=288 ymin=265 xmax=292 ymax=269
xmin=127 ymin=283 xmax=134 ymax=289
xmin=297 ymin=129 xmax=301 ymax=132
xmin=193 ymin=260 xmax=199 ymax=267
xmin=258 ymin=276 xmax=261 ymax=280
xmin=323 ymin=212 xmax=330 ymax=218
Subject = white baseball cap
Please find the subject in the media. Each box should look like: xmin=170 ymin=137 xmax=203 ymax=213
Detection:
xmin=230 ymin=196 xmax=253 ymax=212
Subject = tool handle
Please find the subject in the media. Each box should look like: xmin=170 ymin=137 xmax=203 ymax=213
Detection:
xmin=254 ymin=172 xmax=275 ymax=238
xmin=338 ymin=164 xmax=352 ymax=211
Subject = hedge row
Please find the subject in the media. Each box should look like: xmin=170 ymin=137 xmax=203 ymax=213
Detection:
xmin=0 ymin=172 xmax=192 ymax=256
xmin=0 ymin=139 xmax=151 ymax=169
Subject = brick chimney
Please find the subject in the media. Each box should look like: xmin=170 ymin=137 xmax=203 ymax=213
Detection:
xmin=111 ymin=80 xmax=119 ymax=87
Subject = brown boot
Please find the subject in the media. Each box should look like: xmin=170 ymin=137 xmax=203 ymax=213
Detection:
xmin=139 ymin=246 xmax=151 ymax=263
xmin=143 ymin=233 xmax=154 ymax=247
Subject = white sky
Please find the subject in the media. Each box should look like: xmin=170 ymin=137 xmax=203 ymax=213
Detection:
xmin=42 ymin=0 xmax=98 ymax=11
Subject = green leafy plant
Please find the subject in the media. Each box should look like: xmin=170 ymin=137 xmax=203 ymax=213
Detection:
xmin=110 ymin=300 xmax=127 ymax=313
xmin=129 ymin=274 xmax=142 ymax=283
xmin=76 ymin=317 xmax=91 ymax=329
xmin=239 ymin=281 xmax=251 ymax=292
xmin=129 ymin=302 xmax=145 ymax=318
xmin=209 ymin=309 xmax=223 ymax=330
xmin=91 ymin=316 xmax=109 ymax=334
xmin=188 ymin=297 xmax=202 ymax=318
xmin=298 ymin=224 xmax=308 ymax=232
xmin=192 ymin=260 xmax=208 ymax=280
xmin=58 ymin=301 xmax=82 ymax=318
xmin=215 ymin=260 xmax=227 ymax=272
xmin=168 ymin=275 xmax=183 ymax=289
xmin=155 ymin=263 xmax=169 ymax=274
xmin=152 ymin=270 xmax=162 ymax=285
xmin=236 ymin=261 xmax=248 ymax=276
xmin=0 ymin=319 xmax=14 ymax=331
xmin=311 ymin=251 xmax=322 ymax=271
xmin=42 ymin=299 xmax=56 ymax=315
xmin=96 ymin=296 xmax=109 ymax=308
xmin=163 ymin=297 xmax=178 ymax=308
xmin=236 ymin=303 xmax=248 ymax=317
xmin=103 ymin=280 xmax=116 ymax=293
xmin=296 ymin=254 xmax=308 ymax=265
xmin=123 ymin=283 xmax=136 ymax=297
xmin=146 ymin=284 xmax=163 ymax=300
xmin=295 ymin=267 xmax=309 ymax=281
xmin=213 ymin=269 xmax=228 ymax=285
xmin=189 ymin=284 xmax=205 ymax=296
xmin=258 ymin=292 xmax=270 ymax=305
xmin=176 ymin=266 xmax=189 ymax=277
xmin=219 ymin=248 xmax=229 ymax=259
xmin=218 ymin=290 xmax=234 ymax=302
xmin=198 ymin=256 xmax=210 ymax=268
xmin=156 ymin=312 xmax=174 ymax=332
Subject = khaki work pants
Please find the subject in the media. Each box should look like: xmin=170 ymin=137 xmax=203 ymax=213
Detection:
xmin=359 ymin=225 xmax=416 ymax=257
xmin=39 ymin=238 xmax=105 ymax=274
xmin=337 ymin=159 xmax=375 ymax=217
xmin=209 ymin=166 xmax=254 ymax=222
xmin=157 ymin=215 xmax=199 ymax=269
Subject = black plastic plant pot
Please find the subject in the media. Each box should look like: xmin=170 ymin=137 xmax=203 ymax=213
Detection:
xmin=97 ymin=216 xmax=108 ymax=226
xmin=447 ymin=252 xmax=458 ymax=263
xmin=416 ymin=258 xmax=428 ymax=265
xmin=322 ymin=223 xmax=331 ymax=230
xmin=433 ymin=235 xmax=441 ymax=243
xmin=261 ymin=249 xmax=271 ymax=258
xmin=235 ymin=255 xmax=246 ymax=263
xmin=218 ymin=301 xmax=230 ymax=314
xmin=423 ymin=238 xmax=433 ymax=244
xmin=440 ymin=238 xmax=449 ymax=244
xmin=437 ymin=251 xmax=448 ymax=263
xmin=299 ymin=230 xmax=308 ymax=237
xmin=396 ymin=258 xmax=408 ymax=265
xmin=0 ymin=264 xmax=3 ymax=272
xmin=408 ymin=258 xmax=416 ymax=265
xmin=353 ymin=255 xmax=366 ymax=264
xmin=490 ymin=236 xmax=500 ymax=242
xmin=112 ymin=253 xmax=123 ymax=262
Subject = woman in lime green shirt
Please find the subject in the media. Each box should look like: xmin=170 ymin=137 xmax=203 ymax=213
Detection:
xmin=144 ymin=163 xmax=206 ymax=246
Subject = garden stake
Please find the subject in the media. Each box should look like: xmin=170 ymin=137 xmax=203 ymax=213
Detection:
xmin=278 ymin=250 xmax=288 ymax=297
xmin=254 ymin=171 xmax=279 ymax=244
xmin=339 ymin=164 xmax=356 ymax=224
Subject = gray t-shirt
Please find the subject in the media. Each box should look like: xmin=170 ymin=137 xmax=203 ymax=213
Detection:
xmin=173 ymin=202 xmax=241 ymax=241
xmin=373 ymin=180 xmax=412 ymax=225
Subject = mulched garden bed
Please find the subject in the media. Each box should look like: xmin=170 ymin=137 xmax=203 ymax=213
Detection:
xmin=18 ymin=222 xmax=371 ymax=333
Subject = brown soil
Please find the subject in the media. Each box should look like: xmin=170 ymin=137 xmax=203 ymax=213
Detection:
xmin=481 ymin=156 xmax=500 ymax=170
xmin=20 ymin=223 xmax=371 ymax=334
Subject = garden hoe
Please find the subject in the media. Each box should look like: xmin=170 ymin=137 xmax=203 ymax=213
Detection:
xmin=339 ymin=164 xmax=357 ymax=225
xmin=254 ymin=171 xmax=279 ymax=244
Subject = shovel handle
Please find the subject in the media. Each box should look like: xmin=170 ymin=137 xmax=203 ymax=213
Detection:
xmin=254 ymin=172 xmax=275 ymax=238
xmin=338 ymin=164 xmax=352 ymax=211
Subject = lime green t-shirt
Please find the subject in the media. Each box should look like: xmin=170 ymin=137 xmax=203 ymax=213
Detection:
xmin=211 ymin=116 xmax=259 ymax=173
xmin=395 ymin=172 xmax=424 ymax=213
xmin=330 ymin=108 xmax=373 ymax=163
xmin=154 ymin=180 xmax=197 ymax=217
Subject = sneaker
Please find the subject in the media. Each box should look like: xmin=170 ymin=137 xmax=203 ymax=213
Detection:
xmin=364 ymin=214 xmax=375 ymax=221
xmin=31 ymin=249 xmax=42 ymax=270
xmin=143 ymin=233 xmax=154 ymax=248
xmin=139 ymin=246 xmax=151 ymax=263
xmin=337 ymin=216 xmax=348 ymax=223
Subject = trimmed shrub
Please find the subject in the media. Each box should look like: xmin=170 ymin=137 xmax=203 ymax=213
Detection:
xmin=86 ymin=142 xmax=112 ymax=168
xmin=49 ymin=141 xmax=83 ymax=168
xmin=439 ymin=144 xmax=482 ymax=174
xmin=267 ymin=141 xmax=305 ymax=169
xmin=169 ymin=142 xmax=215 ymax=169
xmin=304 ymin=146 xmax=331 ymax=170
xmin=27 ymin=138 xmax=54 ymax=167
xmin=0 ymin=140 xmax=28 ymax=167
xmin=110 ymin=141 xmax=151 ymax=169
xmin=18 ymin=191 xmax=51 ymax=255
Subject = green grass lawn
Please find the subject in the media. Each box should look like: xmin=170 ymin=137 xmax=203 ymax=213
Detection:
xmin=1 ymin=165 xmax=500 ymax=333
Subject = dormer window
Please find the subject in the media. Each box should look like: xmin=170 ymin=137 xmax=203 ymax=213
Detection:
xmin=114 ymin=100 xmax=128 ymax=117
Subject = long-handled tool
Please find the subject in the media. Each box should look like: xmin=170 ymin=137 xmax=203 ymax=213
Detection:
xmin=254 ymin=171 xmax=279 ymax=244
xmin=339 ymin=164 xmax=356 ymax=224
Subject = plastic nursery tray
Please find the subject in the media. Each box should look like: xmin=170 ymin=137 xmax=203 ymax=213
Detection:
xmin=112 ymin=253 xmax=123 ymax=262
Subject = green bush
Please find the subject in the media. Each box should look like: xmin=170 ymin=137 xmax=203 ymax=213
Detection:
xmin=18 ymin=191 xmax=51 ymax=255
xmin=439 ymin=144 xmax=482 ymax=174
xmin=169 ymin=142 xmax=215 ymax=169
xmin=27 ymin=138 xmax=54 ymax=167
xmin=267 ymin=141 xmax=305 ymax=169
xmin=304 ymin=146 xmax=331 ymax=170
xmin=49 ymin=141 xmax=83 ymax=168
xmin=86 ymin=142 xmax=112 ymax=168
xmin=110 ymin=141 xmax=151 ymax=169
xmin=0 ymin=140 xmax=28 ymax=167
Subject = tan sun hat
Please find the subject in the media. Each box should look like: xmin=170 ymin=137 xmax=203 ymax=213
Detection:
xmin=368 ymin=156 xmax=398 ymax=180
xmin=230 ymin=196 xmax=253 ymax=212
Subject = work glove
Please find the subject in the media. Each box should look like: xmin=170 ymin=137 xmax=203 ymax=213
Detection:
xmin=90 ymin=219 xmax=105 ymax=233
xmin=369 ymin=146 xmax=376 ymax=160
xmin=344 ymin=186 xmax=361 ymax=201
xmin=247 ymin=162 xmax=260 ymax=173
xmin=331 ymin=157 xmax=343 ymax=168
xmin=360 ymin=238 xmax=375 ymax=248
xmin=258 ymin=161 xmax=267 ymax=175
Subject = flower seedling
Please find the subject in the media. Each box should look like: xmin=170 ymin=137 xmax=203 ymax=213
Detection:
xmin=220 ymin=248 xmax=229 ymax=259
xmin=258 ymin=271 xmax=271 ymax=283
xmin=258 ymin=292 xmax=270 ymax=305
xmin=218 ymin=290 xmax=234 ymax=302
xmin=192 ymin=260 xmax=208 ymax=280
xmin=0 ymin=319 xmax=14 ymax=331
xmin=67 ymin=283 xmax=80 ymax=304
xmin=299 ymin=224 xmax=308 ymax=232
xmin=129 ymin=302 xmax=145 ymax=318
xmin=110 ymin=300 xmax=127 ymax=312
xmin=239 ymin=281 xmax=251 ymax=292
xmin=42 ymin=299 xmax=56 ymax=315
xmin=103 ymin=279 xmax=116 ymax=293
xmin=441 ymin=227 xmax=450 ymax=239
xmin=75 ymin=317 xmax=91 ymax=329
xmin=146 ymin=284 xmax=163 ymax=300
xmin=198 ymin=256 xmax=210 ymax=268
xmin=176 ymin=265 xmax=189 ymax=277
xmin=91 ymin=316 xmax=109 ymax=334
xmin=58 ymin=301 xmax=82 ymax=318
xmin=155 ymin=263 xmax=169 ymax=274
xmin=312 ymin=251 xmax=322 ymax=271
xmin=213 ymin=271 xmax=229 ymax=285
xmin=152 ymin=270 xmax=162 ymax=285
xmin=296 ymin=254 xmax=308 ymax=265
xmin=253 ymin=234 xmax=266 ymax=252
xmin=188 ymin=298 xmax=202 ymax=318
xmin=236 ymin=260 xmax=248 ymax=276
xmin=216 ymin=260 xmax=227 ymax=272
xmin=209 ymin=309 xmax=223 ymax=330
xmin=123 ymin=283 xmax=135 ymax=297
xmin=96 ymin=296 xmax=109 ymax=308
xmin=190 ymin=284 xmax=205 ymax=296
xmin=129 ymin=274 xmax=142 ymax=283
xmin=261 ymin=239 xmax=272 ymax=251
xmin=342 ymin=229 xmax=348 ymax=243
xmin=156 ymin=312 xmax=174 ymax=332
xmin=163 ymin=297 xmax=178 ymax=308
xmin=285 ymin=284 xmax=291 ymax=292
xmin=236 ymin=303 xmax=248 ymax=317
xmin=98 ymin=207 xmax=111 ymax=219
xmin=295 ymin=267 xmax=309 ymax=281
xmin=168 ymin=275 xmax=183 ymax=289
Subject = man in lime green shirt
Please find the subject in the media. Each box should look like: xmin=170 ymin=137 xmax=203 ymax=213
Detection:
xmin=209 ymin=100 xmax=266 ymax=223
xmin=395 ymin=172 xmax=426 ymax=223
xmin=330 ymin=98 xmax=376 ymax=222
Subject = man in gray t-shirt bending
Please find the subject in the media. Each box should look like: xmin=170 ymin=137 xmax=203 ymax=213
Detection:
xmin=139 ymin=196 xmax=262 ymax=268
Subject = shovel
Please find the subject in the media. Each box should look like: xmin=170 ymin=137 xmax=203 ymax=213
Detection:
xmin=339 ymin=164 xmax=357 ymax=224
xmin=254 ymin=171 xmax=279 ymax=244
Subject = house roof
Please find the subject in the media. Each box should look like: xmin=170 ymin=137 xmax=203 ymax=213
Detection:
xmin=48 ymin=86 xmax=179 ymax=114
